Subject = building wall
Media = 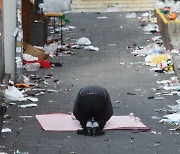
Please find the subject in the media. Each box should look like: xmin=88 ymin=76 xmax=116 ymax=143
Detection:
xmin=3 ymin=0 xmax=16 ymax=80
xmin=0 ymin=0 xmax=5 ymax=82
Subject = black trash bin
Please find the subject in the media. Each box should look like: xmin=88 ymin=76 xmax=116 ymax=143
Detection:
xmin=0 ymin=104 xmax=7 ymax=138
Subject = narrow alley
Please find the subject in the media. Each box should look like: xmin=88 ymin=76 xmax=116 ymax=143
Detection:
xmin=1 ymin=10 xmax=180 ymax=154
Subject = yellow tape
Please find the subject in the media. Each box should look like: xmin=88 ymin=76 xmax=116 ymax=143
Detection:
xmin=44 ymin=12 xmax=64 ymax=17
xmin=155 ymin=9 xmax=180 ymax=24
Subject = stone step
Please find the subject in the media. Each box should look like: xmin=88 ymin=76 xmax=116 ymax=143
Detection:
xmin=70 ymin=0 xmax=155 ymax=12
xmin=72 ymin=0 xmax=155 ymax=5
xmin=71 ymin=7 xmax=154 ymax=12
xmin=71 ymin=3 xmax=155 ymax=9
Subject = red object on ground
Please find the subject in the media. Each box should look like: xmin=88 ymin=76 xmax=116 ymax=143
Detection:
xmin=38 ymin=60 xmax=51 ymax=68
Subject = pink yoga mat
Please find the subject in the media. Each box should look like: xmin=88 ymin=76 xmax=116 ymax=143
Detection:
xmin=35 ymin=113 xmax=150 ymax=131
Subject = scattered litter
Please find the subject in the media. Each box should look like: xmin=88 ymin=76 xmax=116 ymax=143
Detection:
xmin=160 ymin=113 xmax=180 ymax=125
xmin=14 ymin=150 xmax=29 ymax=154
xmin=76 ymin=37 xmax=91 ymax=46
xmin=113 ymin=100 xmax=120 ymax=103
xmin=148 ymin=96 xmax=154 ymax=99
xmin=125 ymin=13 xmax=137 ymax=18
xmin=18 ymin=103 xmax=37 ymax=108
xmin=154 ymin=143 xmax=160 ymax=147
xmin=23 ymin=63 xmax=40 ymax=72
xmin=26 ymin=97 xmax=38 ymax=102
xmin=35 ymin=92 xmax=45 ymax=96
xmin=47 ymin=89 xmax=59 ymax=93
xmin=167 ymin=104 xmax=180 ymax=112
xmin=3 ymin=86 xmax=27 ymax=101
xmin=108 ymin=44 xmax=116 ymax=46
xmin=151 ymin=131 xmax=161 ymax=134
xmin=84 ymin=46 xmax=99 ymax=51
xmin=23 ymin=53 xmax=38 ymax=61
xmin=143 ymin=23 xmax=159 ymax=33
xmin=19 ymin=116 xmax=33 ymax=118
xmin=154 ymin=97 xmax=165 ymax=100
xmin=126 ymin=93 xmax=136 ymax=95
xmin=151 ymin=36 xmax=162 ymax=41
xmin=149 ymin=116 xmax=162 ymax=120
xmin=97 ymin=16 xmax=107 ymax=19
xmin=1 ymin=128 xmax=11 ymax=133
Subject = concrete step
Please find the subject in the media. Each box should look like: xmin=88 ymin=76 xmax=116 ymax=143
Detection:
xmin=72 ymin=0 xmax=155 ymax=5
xmin=70 ymin=0 xmax=155 ymax=12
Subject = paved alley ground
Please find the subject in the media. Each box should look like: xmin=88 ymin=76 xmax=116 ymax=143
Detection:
xmin=1 ymin=12 xmax=180 ymax=154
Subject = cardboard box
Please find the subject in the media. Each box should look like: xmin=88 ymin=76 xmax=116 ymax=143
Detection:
xmin=23 ymin=42 xmax=49 ymax=60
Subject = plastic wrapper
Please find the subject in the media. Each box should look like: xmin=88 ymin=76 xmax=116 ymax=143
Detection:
xmin=125 ymin=13 xmax=137 ymax=18
xmin=24 ymin=63 xmax=40 ymax=72
xmin=145 ymin=54 xmax=168 ymax=64
xmin=84 ymin=46 xmax=99 ymax=51
xmin=143 ymin=23 xmax=159 ymax=33
xmin=138 ymin=43 xmax=164 ymax=55
xmin=154 ymin=0 xmax=165 ymax=9
xmin=23 ymin=54 xmax=38 ymax=61
xmin=171 ymin=1 xmax=180 ymax=13
xmin=3 ymin=86 xmax=26 ymax=102
xmin=76 ymin=37 xmax=91 ymax=46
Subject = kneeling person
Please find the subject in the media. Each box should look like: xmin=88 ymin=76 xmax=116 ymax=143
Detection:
xmin=73 ymin=85 xmax=113 ymax=136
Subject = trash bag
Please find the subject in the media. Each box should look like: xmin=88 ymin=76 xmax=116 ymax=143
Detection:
xmin=143 ymin=23 xmax=159 ymax=33
xmin=171 ymin=1 xmax=180 ymax=13
xmin=140 ymin=43 xmax=164 ymax=55
xmin=3 ymin=86 xmax=26 ymax=101
xmin=154 ymin=0 xmax=165 ymax=9
xmin=76 ymin=37 xmax=91 ymax=46
xmin=24 ymin=63 xmax=40 ymax=72
xmin=151 ymin=54 xmax=168 ymax=64
xmin=145 ymin=54 xmax=168 ymax=64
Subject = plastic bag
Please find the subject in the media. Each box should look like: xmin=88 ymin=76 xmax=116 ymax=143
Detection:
xmin=171 ymin=1 xmax=180 ymax=13
xmin=76 ymin=37 xmax=91 ymax=46
xmin=145 ymin=54 xmax=168 ymax=64
xmin=154 ymin=0 xmax=165 ymax=9
xmin=3 ymin=86 xmax=26 ymax=101
xmin=84 ymin=46 xmax=99 ymax=51
xmin=139 ymin=43 xmax=164 ymax=55
xmin=143 ymin=23 xmax=159 ymax=32
xmin=24 ymin=63 xmax=40 ymax=72
xmin=125 ymin=13 xmax=137 ymax=18
xmin=23 ymin=54 xmax=38 ymax=61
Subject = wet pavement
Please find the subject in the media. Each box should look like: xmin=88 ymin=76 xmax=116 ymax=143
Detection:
xmin=1 ymin=12 xmax=180 ymax=154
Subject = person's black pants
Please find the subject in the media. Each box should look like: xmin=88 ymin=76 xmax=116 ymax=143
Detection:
xmin=73 ymin=94 xmax=112 ymax=129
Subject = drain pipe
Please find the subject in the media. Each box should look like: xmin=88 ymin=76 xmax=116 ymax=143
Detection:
xmin=14 ymin=0 xmax=23 ymax=83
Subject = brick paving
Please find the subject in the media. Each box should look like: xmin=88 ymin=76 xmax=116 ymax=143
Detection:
xmin=0 ymin=12 xmax=180 ymax=154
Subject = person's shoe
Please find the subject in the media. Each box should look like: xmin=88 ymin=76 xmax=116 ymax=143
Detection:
xmin=77 ymin=129 xmax=86 ymax=135
xmin=77 ymin=120 xmax=93 ymax=136
xmin=85 ymin=120 xmax=93 ymax=136
xmin=77 ymin=127 xmax=93 ymax=136
xmin=92 ymin=122 xmax=105 ymax=136
xmin=92 ymin=127 xmax=105 ymax=136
